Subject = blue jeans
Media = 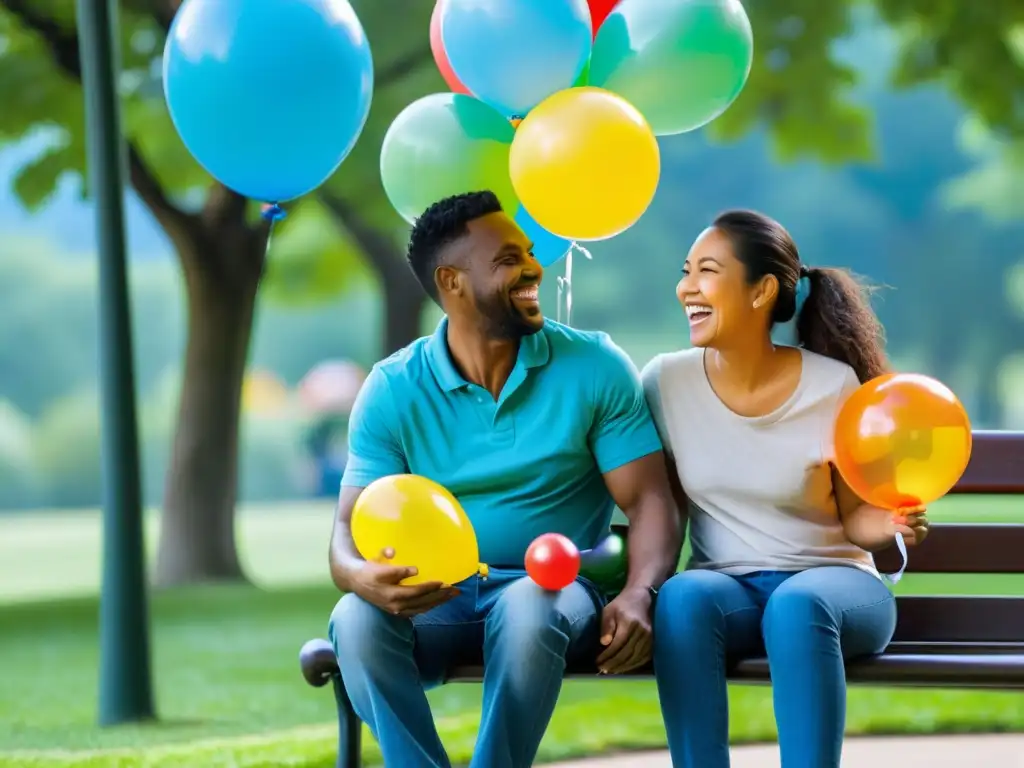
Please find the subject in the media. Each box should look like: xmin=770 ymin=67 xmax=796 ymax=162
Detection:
xmin=654 ymin=566 xmax=896 ymax=768
xmin=328 ymin=568 xmax=604 ymax=768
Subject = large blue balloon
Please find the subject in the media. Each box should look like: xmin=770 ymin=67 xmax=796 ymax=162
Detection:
xmin=163 ymin=0 xmax=373 ymax=202
xmin=441 ymin=0 xmax=591 ymax=120
xmin=515 ymin=206 xmax=571 ymax=268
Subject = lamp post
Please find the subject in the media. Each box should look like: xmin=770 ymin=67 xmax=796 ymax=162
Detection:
xmin=76 ymin=0 xmax=155 ymax=724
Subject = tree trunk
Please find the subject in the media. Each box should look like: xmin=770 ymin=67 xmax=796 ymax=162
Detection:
xmin=316 ymin=193 xmax=428 ymax=355
xmin=154 ymin=238 xmax=262 ymax=587
xmin=380 ymin=258 xmax=428 ymax=355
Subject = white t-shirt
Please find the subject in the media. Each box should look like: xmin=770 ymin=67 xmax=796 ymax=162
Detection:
xmin=641 ymin=347 xmax=878 ymax=577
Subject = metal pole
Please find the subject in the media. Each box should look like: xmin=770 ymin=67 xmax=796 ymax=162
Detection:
xmin=76 ymin=0 xmax=155 ymax=725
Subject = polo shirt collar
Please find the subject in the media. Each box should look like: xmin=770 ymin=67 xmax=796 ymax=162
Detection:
xmin=427 ymin=317 xmax=550 ymax=392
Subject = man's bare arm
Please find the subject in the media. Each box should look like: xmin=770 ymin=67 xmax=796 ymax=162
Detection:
xmin=329 ymin=485 xmax=369 ymax=593
xmin=664 ymin=453 xmax=689 ymax=552
xmin=604 ymin=451 xmax=682 ymax=593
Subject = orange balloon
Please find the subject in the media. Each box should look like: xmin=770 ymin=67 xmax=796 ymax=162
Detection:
xmin=833 ymin=373 xmax=972 ymax=510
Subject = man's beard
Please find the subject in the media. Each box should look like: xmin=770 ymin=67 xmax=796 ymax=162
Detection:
xmin=475 ymin=291 xmax=540 ymax=341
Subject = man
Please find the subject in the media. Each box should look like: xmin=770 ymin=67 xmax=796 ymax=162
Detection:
xmin=328 ymin=191 xmax=681 ymax=768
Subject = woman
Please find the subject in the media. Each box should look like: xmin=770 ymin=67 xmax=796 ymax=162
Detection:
xmin=642 ymin=210 xmax=929 ymax=768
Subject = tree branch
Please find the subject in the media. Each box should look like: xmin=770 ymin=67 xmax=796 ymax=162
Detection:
xmin=149 ymin=0 xmax=178 ymax=32
xmin=202 ymin=183 xmax=250 ymax=231
xmin=120 ymin=0 xmax=177 ymax=32
xmin=376 ymin=47 xmax=433 ymax=89
xmin=318 ymin=191 xmax=404 ymax=277
xmin=1 ymin=0 xmax=80 ymax=75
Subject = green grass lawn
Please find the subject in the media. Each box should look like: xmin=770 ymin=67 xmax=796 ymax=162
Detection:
xmin=1 ymin=494 xmax=1022 ymax=767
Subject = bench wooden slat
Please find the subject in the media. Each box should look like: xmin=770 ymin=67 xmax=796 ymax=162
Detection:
xmin=874 ymin=523 xmax=1024 ymax=574
xmin=429 ymin=652 xmax=1024 ymax=690
xmin=951 ymin=431 xmax=1024 ymax=494
xmin=731 ymin=654 xmax=1024 ymax=689
xmin=893 ymin=596 xmax=1024 ymax=644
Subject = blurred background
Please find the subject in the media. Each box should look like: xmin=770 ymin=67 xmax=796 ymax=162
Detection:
xmin=1 ymin=1 xmax=1023 ymax=766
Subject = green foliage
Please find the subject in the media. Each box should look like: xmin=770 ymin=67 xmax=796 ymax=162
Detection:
xmin=711 ymin=0 xmax=874 ymax=163
xmin=237 ymin=415 xmax=308 ymax=502
xmin=942 ymin=116 xmax=1024 ymax=222
xmin=0 ymin=242 xmax=384 ymax=510
xmin=874 ymin=0 xmax=1024 ymax=137
xmin=32 ymin=388 xmax=102 ymax=508
xmin=0 ymin=400 xmax=38 ymax=508
xmin=262 ymin=200 xmax=371 ymax=307
xmin=31 ymin=375 xmax=315 ymax=509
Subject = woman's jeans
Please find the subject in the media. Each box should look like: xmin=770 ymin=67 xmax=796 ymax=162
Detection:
xmin=654 ymin=566 xmax=896 ymax=768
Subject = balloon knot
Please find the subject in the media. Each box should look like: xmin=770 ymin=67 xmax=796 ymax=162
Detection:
xmin=570 ymin=241 xmax=593 ymax=260
xmin=510 ymin=116 xmax=524 ymax=128
xmin=478 ymin=563 xmax=490 ymax=580
xmin=261 ymin=203 xmax=286 ymax=222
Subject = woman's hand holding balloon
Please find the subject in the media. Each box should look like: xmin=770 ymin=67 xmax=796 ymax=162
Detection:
xmin=841 ymin=504 xmax=930 ymax=552
xmin=894 ymin=506 xmax=930 ymax=547
xmin=351 ymin=548 xmax=460 ymax=618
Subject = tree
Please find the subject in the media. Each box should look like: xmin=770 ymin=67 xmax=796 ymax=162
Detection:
xmin=0 ymin=0 xmax=437 ymax=585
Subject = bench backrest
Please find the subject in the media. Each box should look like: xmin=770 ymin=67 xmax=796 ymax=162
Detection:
xmin=874 ymin=431 xmax=1024 ymax=645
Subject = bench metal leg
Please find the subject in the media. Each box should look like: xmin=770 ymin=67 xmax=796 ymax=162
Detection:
xmin=332 ymin=673 xmax=362 ymax=768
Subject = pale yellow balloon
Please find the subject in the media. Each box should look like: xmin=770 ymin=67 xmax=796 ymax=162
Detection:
xmin=351 ymin=474 xmax=488 ymax=586
xmin=242 ymin=369 xmax=289 ymax=415
xmin=509 ymin=86 xmax=660 ymax=241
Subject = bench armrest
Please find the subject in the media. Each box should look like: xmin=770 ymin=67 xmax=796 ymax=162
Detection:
xmin=299 ymin=638 xmax=339 ymax=687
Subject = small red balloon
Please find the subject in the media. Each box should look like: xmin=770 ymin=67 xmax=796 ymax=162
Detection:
xmin=430 ymin=0 xmax=470 ymax=95
xmin=525 ymin=533 xmax=581 ymax=591
xmin=587 ymin=0 xmax=620 ymax=38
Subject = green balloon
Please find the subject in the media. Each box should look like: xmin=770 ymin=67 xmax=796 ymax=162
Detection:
xmin=380 ymin=94 xmax=518 ymax=224
xmin=579 ymin=529 xmax=628 ymax=596
xmin=573 ymin=59 xmax=590 ymax=87
xmin=590 ymin=0 xmax=753 ymax=136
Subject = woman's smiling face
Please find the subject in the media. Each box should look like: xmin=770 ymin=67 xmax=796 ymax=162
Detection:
xmin=676 ymin=226 xmax=768 ymax=348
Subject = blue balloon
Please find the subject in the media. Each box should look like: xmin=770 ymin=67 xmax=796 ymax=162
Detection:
xmin=441 ymin=0 xmax=591 ymax=120
xmin=515 ymin=206 xmax=571 ymax=268
xmin=163 ymin=0 xmax=373 ymax=202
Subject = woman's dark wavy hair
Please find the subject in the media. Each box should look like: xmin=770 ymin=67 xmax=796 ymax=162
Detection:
xmin=712 ymin=209 xmax=888 ymax=383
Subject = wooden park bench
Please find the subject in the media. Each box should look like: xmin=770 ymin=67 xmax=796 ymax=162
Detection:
xmin=298 ymin=430 xmax=1024 ymax=768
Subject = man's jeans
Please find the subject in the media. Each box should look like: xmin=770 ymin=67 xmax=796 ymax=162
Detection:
xmin=329 ymin=568 xmax=604 ymax=768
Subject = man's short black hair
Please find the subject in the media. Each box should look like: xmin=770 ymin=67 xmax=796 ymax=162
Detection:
xmin=407 ymin=190 xmax=503 ymax=303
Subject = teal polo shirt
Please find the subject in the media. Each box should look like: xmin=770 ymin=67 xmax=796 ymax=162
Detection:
xmin=341 ymin=319 xmax=663 ymax=566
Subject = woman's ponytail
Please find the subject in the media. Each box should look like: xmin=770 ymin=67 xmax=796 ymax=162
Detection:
xmin=710 ymin=210 xmax=890 ymax=383
xmin=796 ymin=267 xmax=888 ymax=383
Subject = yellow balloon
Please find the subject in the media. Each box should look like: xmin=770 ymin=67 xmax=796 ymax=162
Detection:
xmin=351 ymin=474 xmax=488 ymax=586
xmin=242 ymin=369 xmax=289 ymax=415
xmin=509 ymin=86 xmax=660 ymax=241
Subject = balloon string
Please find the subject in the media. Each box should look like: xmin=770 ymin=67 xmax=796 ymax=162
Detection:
xmin=881 ymin=532 xmax=908 ymax=586
xmin=556 ymin=242 xmax=592 ymax=326
xmin=259 ymin=203 xmax=287 ymax=282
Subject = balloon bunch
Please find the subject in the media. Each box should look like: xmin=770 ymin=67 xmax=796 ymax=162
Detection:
xmin=162 ymin=0 xmax=374 ymax=219
xmin=381 ymin=0 xmax=754 ymax=286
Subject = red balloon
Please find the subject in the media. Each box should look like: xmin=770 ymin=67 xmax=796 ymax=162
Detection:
xmin=525 ymin=533 xmax=581 ymax=591
xmin=430 ymin=0 xmax=470 ymax=95
xmin=587 ymin=0 xmax=620 ymax=38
